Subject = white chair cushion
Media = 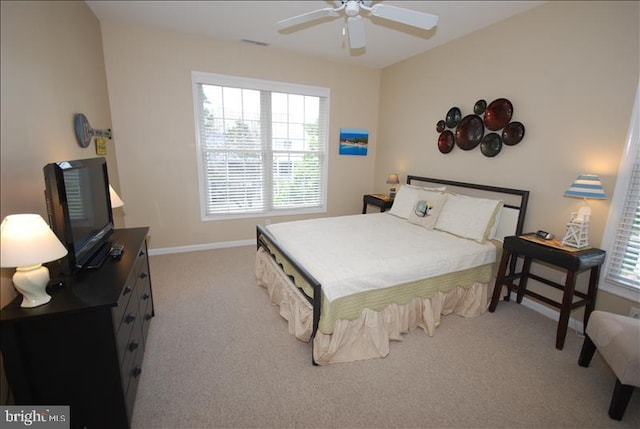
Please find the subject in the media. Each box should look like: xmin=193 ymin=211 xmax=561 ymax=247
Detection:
xmin=586 ymin=311 xmax=640 ymax=387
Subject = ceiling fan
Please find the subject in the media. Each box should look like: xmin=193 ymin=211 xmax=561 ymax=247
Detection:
xmin=277 ymin=1 xmax=439 ymax=50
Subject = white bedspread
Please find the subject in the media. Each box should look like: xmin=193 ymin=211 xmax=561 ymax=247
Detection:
xmin=266 ymin=213 xmax=497 ymax=302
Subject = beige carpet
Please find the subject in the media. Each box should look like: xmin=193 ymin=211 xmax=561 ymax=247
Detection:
xmin=131 ymin=245 xmax=639 ymax=429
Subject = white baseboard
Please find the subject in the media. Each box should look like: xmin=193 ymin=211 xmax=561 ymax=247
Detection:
xmin=509 ymin=291 xmax=585 ymax=333
xmin=149 ymin=239 xmax=254 ymax=256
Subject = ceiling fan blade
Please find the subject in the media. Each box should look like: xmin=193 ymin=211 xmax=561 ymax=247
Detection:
xmin=347 ymin=16 xmax=366 ymax=49
xmin=370 ymin=4 xmax=439 ymax=30
xmin=277 ymin=7 xmax=340 ymax=28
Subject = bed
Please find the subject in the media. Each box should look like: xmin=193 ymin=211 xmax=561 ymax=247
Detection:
xmin=256 ymin=175 xmax=529 ymax=365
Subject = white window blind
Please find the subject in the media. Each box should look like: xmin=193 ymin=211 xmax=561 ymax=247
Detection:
xmin=192 ymin=72 xmax=328 ymax=220
xmin=605 ymin=147 xmax=640 ymax=290
xmin=601 ymin=82 xmax=640 ymax=301
xmin=62 ymin=169 xmax=88 ymax=221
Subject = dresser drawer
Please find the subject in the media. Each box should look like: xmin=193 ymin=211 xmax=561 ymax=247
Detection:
xmin=112 ymin=273 xmax=137 ymax=332
xmin=113 ymin=243 xmax=148 ymax=358
xmin=115 ymin=284 xmax=140 ymax=365
xmin=117 ymin=239 xmax=152 ymax=422
xmin=135 ymin=248 xmax=153 ymax=344
xmin=138 ymin=281 xmax=152 ymax=344
xmin=124 ymin=343 xmax=144 ymax=422
xmin=120 ymin=308 xmax=143 ymax=395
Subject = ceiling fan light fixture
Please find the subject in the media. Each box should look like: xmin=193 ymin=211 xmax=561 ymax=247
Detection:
xmin=345 ymin=1 xmax=360 ymax=17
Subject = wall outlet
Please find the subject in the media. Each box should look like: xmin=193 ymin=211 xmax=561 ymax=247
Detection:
xmin=630 ymin=307 xmax=640 ymax=319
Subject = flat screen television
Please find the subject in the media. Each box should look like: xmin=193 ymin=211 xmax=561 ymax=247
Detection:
xmin=44 ymin=157 xmax=114 ymax=275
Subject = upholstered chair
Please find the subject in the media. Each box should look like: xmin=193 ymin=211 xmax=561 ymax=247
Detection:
xmin=578 ymin=311 xmax=640 ymax=420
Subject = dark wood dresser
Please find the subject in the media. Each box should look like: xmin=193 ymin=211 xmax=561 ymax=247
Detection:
xmin=0 ymin=227 xmax=154 ymax=428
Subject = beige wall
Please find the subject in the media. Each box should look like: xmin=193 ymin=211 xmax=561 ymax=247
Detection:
xmin=99 ymin=23 xmax=380 ymax=249
xmin=0 ymin=0 xmax=117 ymax=403
xmin=0 ymin=1 xmax=117 ymax=304
xmin=376 ymin=1 xmax=639 ymax=315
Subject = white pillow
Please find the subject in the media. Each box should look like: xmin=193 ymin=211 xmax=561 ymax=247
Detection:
xmin=492 ymin=206 xmax=520 ymax=242
xmin=487 ymin=206 xmax=503 ymax=240
xmin=406 ymin=184 xmax=447 ymax=192
xmin=407 ymin=191 xmax=447 ymax=229
xmin=388 ymin=185 xmax=446 ymax=219
xmin=435 ymin=194 xmax=503 ymax=243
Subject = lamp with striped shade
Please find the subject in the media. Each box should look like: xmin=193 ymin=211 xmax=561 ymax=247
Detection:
xmin=562 ymin=174 xmax=606 ymax=248
xmin=563 ymin=174 xmax=607 ymax=200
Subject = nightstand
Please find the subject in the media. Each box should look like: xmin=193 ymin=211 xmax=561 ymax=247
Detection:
xmin=362 ymin=194 xmax=394 ymax=214
xmin=489 ymin=234 xmax=605 ymax=350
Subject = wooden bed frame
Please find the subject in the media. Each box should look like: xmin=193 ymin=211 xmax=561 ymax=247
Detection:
xmin=256 ymin=175 xmax=530 ymax=364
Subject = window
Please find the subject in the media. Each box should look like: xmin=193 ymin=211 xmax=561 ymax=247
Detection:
xmin=192 ymin=72 xmax=329 ymax=220
xmin=63 ymin=169 xmax=88 ymax=221
xmin=600 ymin=83 xmax=640 ymax=302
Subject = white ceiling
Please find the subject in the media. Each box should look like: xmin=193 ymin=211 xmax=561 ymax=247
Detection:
xmin=85 ymin=0 xmax=547 ymax=69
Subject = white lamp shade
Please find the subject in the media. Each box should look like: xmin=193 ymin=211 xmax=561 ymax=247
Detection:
xmin=109 ymin=185 xmax=124 ymax=208
xmin=0 ymin=214 xmax=68 ymax=268
xmin=386 ymin=173 xmax=400 ymax=185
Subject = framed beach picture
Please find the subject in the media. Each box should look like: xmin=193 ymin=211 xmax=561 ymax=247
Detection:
xmin=339 ymin=128 xmax=368 ymax=156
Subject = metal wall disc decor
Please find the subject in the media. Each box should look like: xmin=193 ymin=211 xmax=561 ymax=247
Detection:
xmin=502 ymin=121 xmax=525 ymax=146
xmin=480 ymin=133 xmax=503 ymax=157
xmin=435 ymin=97 xmax=525 ymax=157
xmin=445 ymin=107 xmax=462 ymax=128
xmin=483 ymin=98 xmax=513 ymax=131
xmin=455 ymin=114 xmax=484 ymax=150
xmin=473 ymin=99 xmax=487 ymax=115
xmin=438 ymin=130 xmax=455 ymax=154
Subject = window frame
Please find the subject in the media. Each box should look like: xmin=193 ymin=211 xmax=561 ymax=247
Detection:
xmin=191 ymin=71 xmax=330 ymax=221
xmin=599 ymin=81 xmax=640 ymax=302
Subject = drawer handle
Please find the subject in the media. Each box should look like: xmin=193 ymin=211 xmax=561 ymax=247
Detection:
xmin=123 ymin=286 xmax=132 ymax=295
xmin=139 ymin=251 xmax=145 ymax=257
xmin=142 ymin=293 xmax=150 ymax=300
xmin=132 ymin=366 xmax=142 ymax=378
xmin=125 ymin=314 xmax=136 ymax=324
xmin=128 ymin=341 xmax=139 ymax=352
xmin=145 ymin=314 xmax=153 ymax=321
xmin=139 ymin=272 xmax=148 ymax=279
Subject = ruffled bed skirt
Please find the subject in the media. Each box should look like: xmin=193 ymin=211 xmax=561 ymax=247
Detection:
xmin=255 ymin=248 xmax=493 ymax=365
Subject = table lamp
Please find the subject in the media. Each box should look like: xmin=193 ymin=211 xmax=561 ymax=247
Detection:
xmin=386 ymin=173 xmax=400 ymax=198
xmin=561 ymin=174 xmax=606 ymax=248
xmin=0 ymin=214 xmax=68 ymax=307
xmin=109 ymin=185 xmax=124 ymax=208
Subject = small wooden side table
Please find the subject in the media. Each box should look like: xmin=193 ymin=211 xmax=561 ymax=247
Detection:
xmin=362 ymin=194 xmax=394 ymax=214
xmin=489 ymin=234 xmax=606 ymax=350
